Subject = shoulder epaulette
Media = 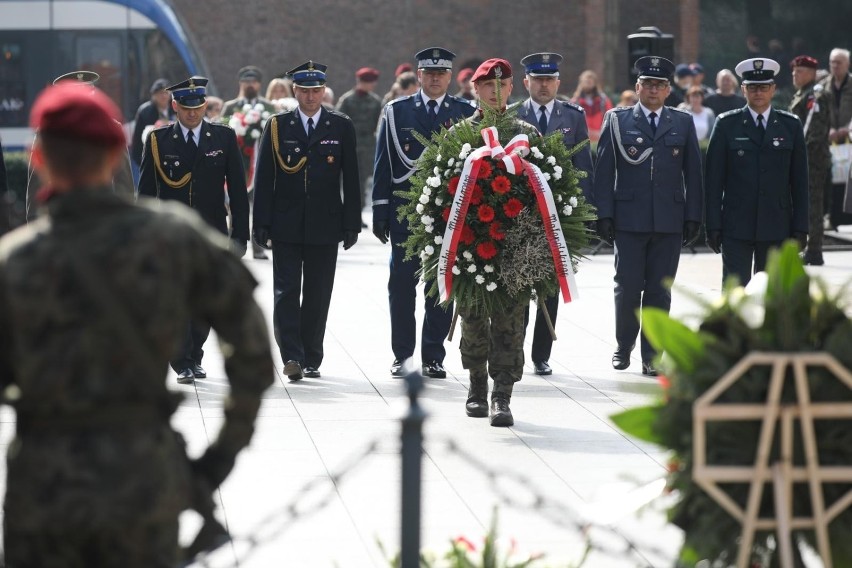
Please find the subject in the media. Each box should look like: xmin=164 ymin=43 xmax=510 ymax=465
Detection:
xmin=775 ymin=109 xmax=799 ymax=119
xmin=558 ymin=100 xmax=585 ymax=113
xmin=206 ymin=121 xmax=231 ymax=131
xmin=153 ymin=123 xmax=172 ymax=133
xmin=388 ymin=93 xmax=417 ymax=107
xmin=667 ymin=106 xmax=691 ymax=115
xmin=718 ymin=108 xmax=745 ymax=120
xmin=611 ymin=106 xmax=632 ymax=112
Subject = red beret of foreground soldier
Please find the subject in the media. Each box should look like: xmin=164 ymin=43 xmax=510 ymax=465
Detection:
xmin=356 ymin=67 xmax=380 ymax=82
xmin=30 ymin=82 xmax=125 ymax=149
xmin=470 ymin=58 xmax=513 ymax=83
xmin=789 ymin=55 xmax=819 ymax=69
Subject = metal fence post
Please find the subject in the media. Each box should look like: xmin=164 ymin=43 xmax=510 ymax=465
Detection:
xmin=400 ymin=369 xmax=426 ymax=568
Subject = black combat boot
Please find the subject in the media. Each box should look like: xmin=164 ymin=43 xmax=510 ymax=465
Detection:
xmin=489 ymin=382 xmax=514 ymax=427
xmin=465 ymin=369 xmax=488 ymax=418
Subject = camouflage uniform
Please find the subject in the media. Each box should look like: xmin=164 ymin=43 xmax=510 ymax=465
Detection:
xmin=790 ymin=80 xmax=831 ymax=262
xmin=459 ymin=303 xmax=526 ymax=395
xmin=336 ymin=88 xmax=383 ymax=207
xmin=0 ymin=189 xmax=274 ymax=567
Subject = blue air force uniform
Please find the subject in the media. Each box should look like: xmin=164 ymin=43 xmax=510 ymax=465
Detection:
xmin=705 ymin=58 xmax=809 ymax=286
xmin=594 ymin=57 xmax=703 ymax=373
xmin=516 ymin=52 xmax=595 ymax=374
xmin=372 ymin=48 xmax=476 ymax=376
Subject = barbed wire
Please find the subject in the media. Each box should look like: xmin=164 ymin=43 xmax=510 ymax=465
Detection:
xmin=189 ymin=433 xmax=674 ymax=568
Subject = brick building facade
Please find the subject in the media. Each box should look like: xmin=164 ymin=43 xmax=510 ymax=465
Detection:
xmin=171 ymin=0 xmax=699 ymax=101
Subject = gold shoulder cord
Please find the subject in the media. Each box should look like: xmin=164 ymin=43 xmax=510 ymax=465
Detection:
xmin=270 ymin=116 xmax=307 ymax=174
xmin=150 ymin=133 xmax=191 ymax=188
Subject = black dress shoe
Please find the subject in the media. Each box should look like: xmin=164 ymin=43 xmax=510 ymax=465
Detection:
xmin=422 ymin=360 xmax=447 ymax=378
xmin=390 ymin=358 xmax=406 ymax=378
xmin=253 ymin=251 xmax=269 ymax=260
xmin=612 ymin=344 xmax=634 ymax=370
xmin=533 ymin=361 xmax=552 ymax=376
xmin=176 ymin=368 xmax=194 ymax=384
xmin=489 ymin=394 xmax=514 ymax=427
xmin=303 ymin=366 xmax=321 ymax=378
xmin=641 ymin=361 xmax=658 ymax=376
xmin=191 ymin=363 xmax=206 ymax=379
xmin=804 ymin=252 xmax=824 ymax=266
xmin=283 ymin=360 xmax=303 ymax=381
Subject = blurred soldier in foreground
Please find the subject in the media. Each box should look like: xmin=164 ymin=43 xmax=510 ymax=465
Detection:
xmin=138 ymin=76 xmax=250 ymax=383
xmin=0 ymin=82 xmax=273 ymax=567
xmin=26 ymin=70 xmax=135 ymax=221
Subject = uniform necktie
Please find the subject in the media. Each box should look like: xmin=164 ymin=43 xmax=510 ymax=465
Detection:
xmin=307 ymin=117 xmax=314 ymax=138
xmin=538 ymin=105 xmax=548 ymax=133
xmin=757 ymin=114 xmax=765 ymax=142
xmin=427 ymin=99 xmax=438 ymax=122
xmin=186 ymin=129 xmax=197 ymax=162
xmin=648 ymin=111 xmax=658 ymax=135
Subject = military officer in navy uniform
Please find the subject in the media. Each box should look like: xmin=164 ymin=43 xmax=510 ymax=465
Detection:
xmin=594 ymin=56 xmax=703 ymax=376
xmin=517 ymin=52 xmax=594 ymax=376
xmin=138 ymin=76 xmax=250 ymax=383
xmin=372 ymin=47 xmax=476 ymax=379
xmin=705 ymin=58 xmax=809 ymax=286
xmin=253 ymin=61 xmax=361 ymax=381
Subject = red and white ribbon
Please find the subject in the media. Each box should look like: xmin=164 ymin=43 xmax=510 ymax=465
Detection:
xmin=436 ymin=126 xmax=577 ymax=304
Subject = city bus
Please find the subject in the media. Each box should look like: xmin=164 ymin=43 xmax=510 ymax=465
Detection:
xmin=0 ymin=0 xmax=210 ymax=150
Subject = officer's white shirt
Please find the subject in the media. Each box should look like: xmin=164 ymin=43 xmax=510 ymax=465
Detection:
xmin=747 ymin=106 xmax=771 ymax=128
xmin=178 ymin=122 xmax=202 ymax=143
xmin=535 ymin=99 xmax=556 ymax=123
xmin=637 ymin=102 xmax=664 ymax=122
xmin=297 ymin=107 xmax=322 ymax=135
xmin=420 ymin=90 xmax=446 ymax=108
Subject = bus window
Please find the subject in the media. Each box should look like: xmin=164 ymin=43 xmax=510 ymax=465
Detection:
xmin=0 ymin=41 xmax=26 ymax=128
xmin=76 ymin=34 xmax=123 ymax=113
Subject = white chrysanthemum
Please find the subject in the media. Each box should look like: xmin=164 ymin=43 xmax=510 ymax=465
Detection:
xmin=433 ymin=166 xmax=441 ymax=176
xmin=436 ymin=154 xmax=442 ymax=162
xmin=420 ymin=215 xmax=432 ymax=225
xmin=434 ymin=197 xmax=443 ymax=206
xmin=434 ymin=235 xmax=442 ymax=244
xmin=475 ymin=275 xmax=485 ymax=284
xmin=420 ymin=251 xmax=429 ymax=261
xmin=569 ymin=196 xmax=578 ymax=207
xmin=454 ymin=167 xmax=462 ymax=174
xmin=531 ymin=147 xmax=544 ymax=159
xmin=553 ymin=165 xmax=563 ymax=175
xmin=254 ymin=103 xmax=265 ymax=111
xmin=556 ymin=194 xmax=563 ymax=203
xmin=467 ymin=264 xmax=477 ymax=273
xmin=546 ymin=156 xmax=557 ymax=165
xmin=424 ymin=245 xmax=435 ymax=255
xmin=422 ymin=187 xmax=432 ymax=196
xmin=444 ymin=169 xmax=452 ymax=178
xmin=427 ymin=176 xmax=441 ymax=188
xmin=425 ymin=225 xmax=434 ymax=233
xmin=553 ymin=171 xmax=562 ymax=180
xmin=233 ymin=125 xmax=247 ymax=137
xmin=261 ymin=111 xmax=271 ymax=120
xmin=447 ymin=157 xmax=455 ymax=167
xmin=462 ymin=250 xmax=473 ymax=260
xmin=543 ymin=172 xmax=551 ymax=181
xmin=416 ymin=203 xmax=424 ymax=214
xmin=486 ymin=282 xmax=497 ymax=292
xmin=562 ymin=205 xmax=573 ymax=216
xmin=250 ymin=129 xmax=261 ymax=139
xmin=418 ymin=194 xmax=430 ymax=204
xmin=452 ymin=265 xmax=461 ymax=275
xmin=242 ymin=103 xmax=252 ymax=112
xmin=484 ymin=264 xmax=494 ymax=273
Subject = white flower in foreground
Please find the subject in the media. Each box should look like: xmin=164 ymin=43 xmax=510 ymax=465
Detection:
xmin=420 ymin=215 xmax=433 ymax=225
xmin=546 ymin=156 xmax=557 ymax=165
xmin=475 ymin=275 xmax=485 ymax=284
xmin=484 ymin=264 xmax=494 ymax=273
xmin=562 ymin=205 xmax=573 ymax=216
xmin=424 ymin=245 xmax=435 ymax=255
xmin=452 ymin=265 xmax=461 ymax=275
xmin=486 ymin=282 xmax=497 ymax=291
xmin=553 ymin=171 xmax=562 ymax=180
xmin=553 ymin=165 xmax=563 ymax=175
xmin=422 ymin=187 xmax=432 ymax=196
xmin=463 ymin=251 xmax=473 ymax=260
xmin=250 ymin=129 xmax=261 ymax=140
xmin=434 ymin=197 xmax=443 ymax=206
xmin=531 ymin=147 xmax=544 ymax=159
xmin=425 ymin=225 xmax=434 ymax=233
xmin=447 ymin=157 xmax=455 ymax=167
xmin=444 ymin=169 xmax=453 ymax=178
xmin=467 ymin=264 xmax=477 ymax=273
xmin=427 ymin=176 xmax=441 ymax=188
xmin=739 ymin=271 xmax=768 ymax=329
xmin=418 ymin=194 xmax=430 ymax=204
xmin=433 ymin=166 xmax=441 ymax=176
xmin=556 ymin=194 xmax=563 ymax=203
xmin=542 ymin=172 xmax=551 ymax=181
xmin=434 ymin=236 xmax=443 ymax=244
xmin=436 ymin=154 xmax=442 ymax=162
xmin=416 ymin=204 xmax=424 ymax=214
xmin=569 ymin=196 xmax=578 ymax=207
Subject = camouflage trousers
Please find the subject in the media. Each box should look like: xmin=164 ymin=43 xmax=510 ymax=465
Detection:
xmin=459 ymin=303 xmax=526 ymax=395
xmin=4 ymin=520 xmax=179 ymax=568
xmin=808 ymin=165 xmax=828 ymax=255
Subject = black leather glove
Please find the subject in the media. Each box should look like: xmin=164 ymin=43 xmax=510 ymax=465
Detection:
xmin=252 ymin=226 xmax=272 ymax=250
xmin=682 ymin=221 xmax=700 ymax=247
xmin=706 ymin=230 xmax=722 ymax=254
xmin=792 ymin=231 xmax=808 ymax=250
xmin=230 ymin=238 xmax=247 ymax=259
xmin=372 ymin=219 xmax=390 ymax=244
xmin=343 ymin=231 xmax=358 ymax=250
xmin=596 ymin=218 xmax=614 ymax=246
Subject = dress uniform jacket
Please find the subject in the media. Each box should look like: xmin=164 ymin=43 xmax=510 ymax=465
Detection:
xmin=595 ymin=104 xmax=703 ymax=232
xmin=372 ymin=93 xmax=475 ymax=234
xmin=253 ymin=107 xmax=361 ymax=244
xmin=705 ymin=107 xmax=809 ymax=241
xmin=517 ymin=98 xmax=594 ymax=202
xmin=138 ymin=121 xmax=249 ymax=240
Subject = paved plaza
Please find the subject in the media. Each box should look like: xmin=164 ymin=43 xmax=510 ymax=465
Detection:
xmin=3 ymin=230 xmax=852 ymax=567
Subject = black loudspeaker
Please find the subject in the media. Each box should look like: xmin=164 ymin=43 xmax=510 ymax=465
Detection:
xmin=627 ymin=27 xmax=675 ymax=86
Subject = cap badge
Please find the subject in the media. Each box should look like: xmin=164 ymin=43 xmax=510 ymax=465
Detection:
xmin=754 ymin=59 xmax=764 ymax=70
xmin=188 ymin=79 xmax=195 ymax=88
xmin=308 ymin=61 xmax=315 ymax=71
xmin=651 ymin=57 xmax=660 ymax=67
xmin=432 ymin=49 xmax=440 ymax=59
xmin=494 ymin=65 xmax=502 ymax=79
xmin=542 ymin=54 xmax=550 ymax=62
xmin=76 ymin=73 xmax=84 ymax=81
xmin=773 ymin=140 xmax=780 ymax=147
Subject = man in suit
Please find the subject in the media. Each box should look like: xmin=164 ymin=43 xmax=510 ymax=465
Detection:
xmin=131 ymin=78 xmax=173 ymax=169
xmin=372 ymin=47 xmax=476 ymax=379
xmin=517 ymin=52 xmax=594 ymax=377
xmin=253 ymin=61 xmax=361 ymax=381
xmin=594 ymin=56 xmax=703 ymax=376
xmin=138 ymin=76 xmax=250 ymax=383
xmin=705 ymin=58 xmax=808 ymax=286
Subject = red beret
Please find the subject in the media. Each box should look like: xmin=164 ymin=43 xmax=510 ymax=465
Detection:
xmin=30 ymin=83 xmax=125 ymax=148
xmin=471 ymin=58 xmax=513 ymax=83
xmin=356 ymin=67 xmax=380 ymax=82
xmin=457 ymin=67 xmax=474 ymax=82
xmin=395 ymin=63 xmax=414 ymax=77
xmin=790 ymin=55 xmax=819 ymax=69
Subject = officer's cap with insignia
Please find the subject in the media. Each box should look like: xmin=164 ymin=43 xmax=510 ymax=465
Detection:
xmin=415 ymin=47 xmax=456 ymax=71
xmin=735 ymin=58 xmax=780 ymax=84
xmin=167 ymin=76 xmax=208 ymax=108
xmin=53 ymin=70 xmax=100 ymax=85
xmin=520 ymin=52 xmax=563 ymax=77
xmin=634 ymin=56 xmax=675 ymax=82
xmin=287 ymin=61 xmax=328 ymax=88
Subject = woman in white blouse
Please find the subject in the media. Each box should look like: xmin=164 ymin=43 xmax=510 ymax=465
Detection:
xmin=680 ymin=85 xmax=716 ymax=141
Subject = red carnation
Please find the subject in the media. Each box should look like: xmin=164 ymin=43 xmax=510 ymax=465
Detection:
xmin=460 ymin=225 xmax=475 ymax=245
xmin=495 ymin=160 xmax=506 ymax=171
xmin=489 ymin=221 xmax=505 ymax=241
xmin=491 ymin=175 xmax=511 ymax=194
xmin=470 ymin=184 xmax=483 ymax=205
xmin=442 ymin=207 xmax=451 ymax=221
xmin=477 ymin=204 xmax=495 ymax=223
xmin=503 ymin=198 xmax=523 ymax=218
xmin=476 ymin=241 xmax=498 ymax=260
xmin=478 ymin=161 xmax=493 ymax=179
xmin=448 ymin=176 xmax=460 ymax=195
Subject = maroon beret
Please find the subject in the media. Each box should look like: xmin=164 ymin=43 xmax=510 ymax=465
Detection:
xmin=471 ymin=58 xmax=513 ymax=83
xmin=395 ymin=63 xmax=414 ymax=77
xmin=790 ymin=55 xmax=819 ymax=69
xmin=457 ymin=67 xmax=474 ymax=82
xmin=30 ymin=83 xmax=125 ymax=148
xmin=356 ymin=67 xmax=380 ymax=82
